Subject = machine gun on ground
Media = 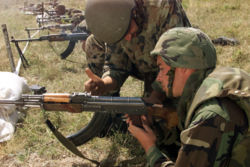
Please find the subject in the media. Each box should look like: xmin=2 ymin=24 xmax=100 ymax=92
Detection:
xmin=11 ymin=31 xmax=89 ymax=59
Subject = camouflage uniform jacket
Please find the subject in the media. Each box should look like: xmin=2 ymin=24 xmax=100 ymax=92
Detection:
xmin=85 ymin=0 xmax=191 ymax=94
xmin=147 ymin=67 xmax=250 ymax=167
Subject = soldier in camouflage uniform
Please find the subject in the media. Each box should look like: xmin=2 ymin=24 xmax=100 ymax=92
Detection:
xmin=82 ymin=0 xmax=191 ymax=154
xmin=127 ymin=27 xmax=250 ymax=167
xmin=84 ymin=0 xmax=191 ymax=96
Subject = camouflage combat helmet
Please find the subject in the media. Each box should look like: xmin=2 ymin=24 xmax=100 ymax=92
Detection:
xmin=85 ymin=0 xmax=135 ymax=44
xmin=151 ymin=27 xmax=216 ymax=97
xmin=151 ymin=27 xmax=217 ymax=69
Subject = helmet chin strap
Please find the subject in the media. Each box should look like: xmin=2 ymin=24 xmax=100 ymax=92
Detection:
xmin=166 ymin=67 xmax=176 ymax=98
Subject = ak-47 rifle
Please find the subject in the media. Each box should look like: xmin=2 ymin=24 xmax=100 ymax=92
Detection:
xmin=0 ymin=92 xmax=177 ymax=164
xmin=0 ymin=92 xmax=147 ymax=114
xmin=0 ymin=92 xmax=177 ymax=133
xmin=0 ymin=92 xmax=177 ymax=132
xmin=11 ymin=32 xmax=89 ymax=59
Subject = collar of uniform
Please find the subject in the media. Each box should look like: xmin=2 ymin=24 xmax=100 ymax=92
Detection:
xmin=177 ymin=69 xmax=212 ymax=128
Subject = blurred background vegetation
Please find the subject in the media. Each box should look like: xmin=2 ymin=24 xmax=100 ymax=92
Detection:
xmin=0 ymin=0 xmax=249 ymax=166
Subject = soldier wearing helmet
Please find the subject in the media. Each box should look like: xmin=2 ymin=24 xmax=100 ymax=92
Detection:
xmin=127 ymin=27 xmax=250 ymax=167
xmin=83 ymin=0 xmax=191 ymax=157
xmin=84 ymin=0 xmax=191 ymax=95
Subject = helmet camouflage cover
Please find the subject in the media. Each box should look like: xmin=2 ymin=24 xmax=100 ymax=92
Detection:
xmin=85 ymin=0 xmax=135 ymax=44
xmin=151 ymin=27 xmax=217 ymax=69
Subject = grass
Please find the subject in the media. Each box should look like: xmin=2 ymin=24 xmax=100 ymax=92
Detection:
xmin=0 ymin=0 xmax=249 ymax=166
xmin=184 ymin=0 xmax=250 ymax=71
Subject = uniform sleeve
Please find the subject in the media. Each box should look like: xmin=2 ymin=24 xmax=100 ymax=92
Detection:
xmin=154 ymin=0 xmax=191 ymax=36
xmin=85 ymin=34 xmax=106 ymax=77
xmin=146 ymin=146 xmax=174 ymax=167
xmin=148 ymin=0 xmax=190 ymax=94
xmin=85 ymin=34 xmax=131 ymax=87
xmin=102 ymin=43 xmax=131 ymax=89
xmin=102 ymin=0 xmax=191 ymax=88
xmin=149 ymin=98 xmax=248 ymax=167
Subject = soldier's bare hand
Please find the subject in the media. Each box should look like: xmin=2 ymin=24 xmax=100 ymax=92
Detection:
xmin=84 ymin=68 xmax=105 ymax=95
xmin=127 ymin=115 xmax=156 ymax=153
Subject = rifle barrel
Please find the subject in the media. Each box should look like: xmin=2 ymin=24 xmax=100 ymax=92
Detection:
xmin=11 ymin=38 xmax=41 ymax=42
xmin=0 ymin=99 xmax=41 ymax=106
xmin=11 ymin=32 xmax=89 ymax=43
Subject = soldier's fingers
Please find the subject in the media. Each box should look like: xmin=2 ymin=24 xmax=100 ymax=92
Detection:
xmin=84 ymin=79 xmax=97 ymax=92
xmin=85 ymin=68 xmax=101 ymax=82
xmin=141 ymin=116 xmax=152 ymax=132
xmin=141 ymin=115 xmax=149 ymax=124
xmin=142 ymin=123 xmax=153 ymax=134
xmin=91 ymin=88 xmax=102 ymax=95
xmin=124 ymin=114 xmax=129 ymax=118
xmin=126 ymin=118 xmax=132 ymax=124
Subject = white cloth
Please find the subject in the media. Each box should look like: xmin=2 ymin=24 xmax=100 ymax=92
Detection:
xmin=0 ymin=72 xmax=30 ymax=142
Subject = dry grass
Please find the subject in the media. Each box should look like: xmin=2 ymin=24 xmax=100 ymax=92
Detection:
xmin=0 ymin=0 xmax=249 ymax=166
xmin=184 ymin=0 xmax=250 ymax=71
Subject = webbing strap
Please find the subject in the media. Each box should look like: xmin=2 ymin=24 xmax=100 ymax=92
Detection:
xmin=45 ymin=119 xmax=100 ymax=166
xmin=166 ymin=67 xmax=176 ymax=97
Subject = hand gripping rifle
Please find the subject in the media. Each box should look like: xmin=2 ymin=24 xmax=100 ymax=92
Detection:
xmin=0 ymin=92 xmax=177 ymax=165
xmin=11 ymin=32 xmax=89 ymax=59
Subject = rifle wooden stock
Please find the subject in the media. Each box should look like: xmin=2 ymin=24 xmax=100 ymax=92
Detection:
xmin=42 ymin=103 xmax=83 ymax=113
xmin=42 ymin=93 xmax=82 ymax=113
xmin=148 ymin=104 xmax=179 ymax=129
xmin=43 ymin=93 xmax=71 ymax=103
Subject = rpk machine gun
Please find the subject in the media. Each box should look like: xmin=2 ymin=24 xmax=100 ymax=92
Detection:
xmin=11 ymin=32 xmax=89 ymax=59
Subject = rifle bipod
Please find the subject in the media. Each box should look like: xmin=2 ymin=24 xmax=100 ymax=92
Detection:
xmin=11 ymin=36 xmax=29 ymax=68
